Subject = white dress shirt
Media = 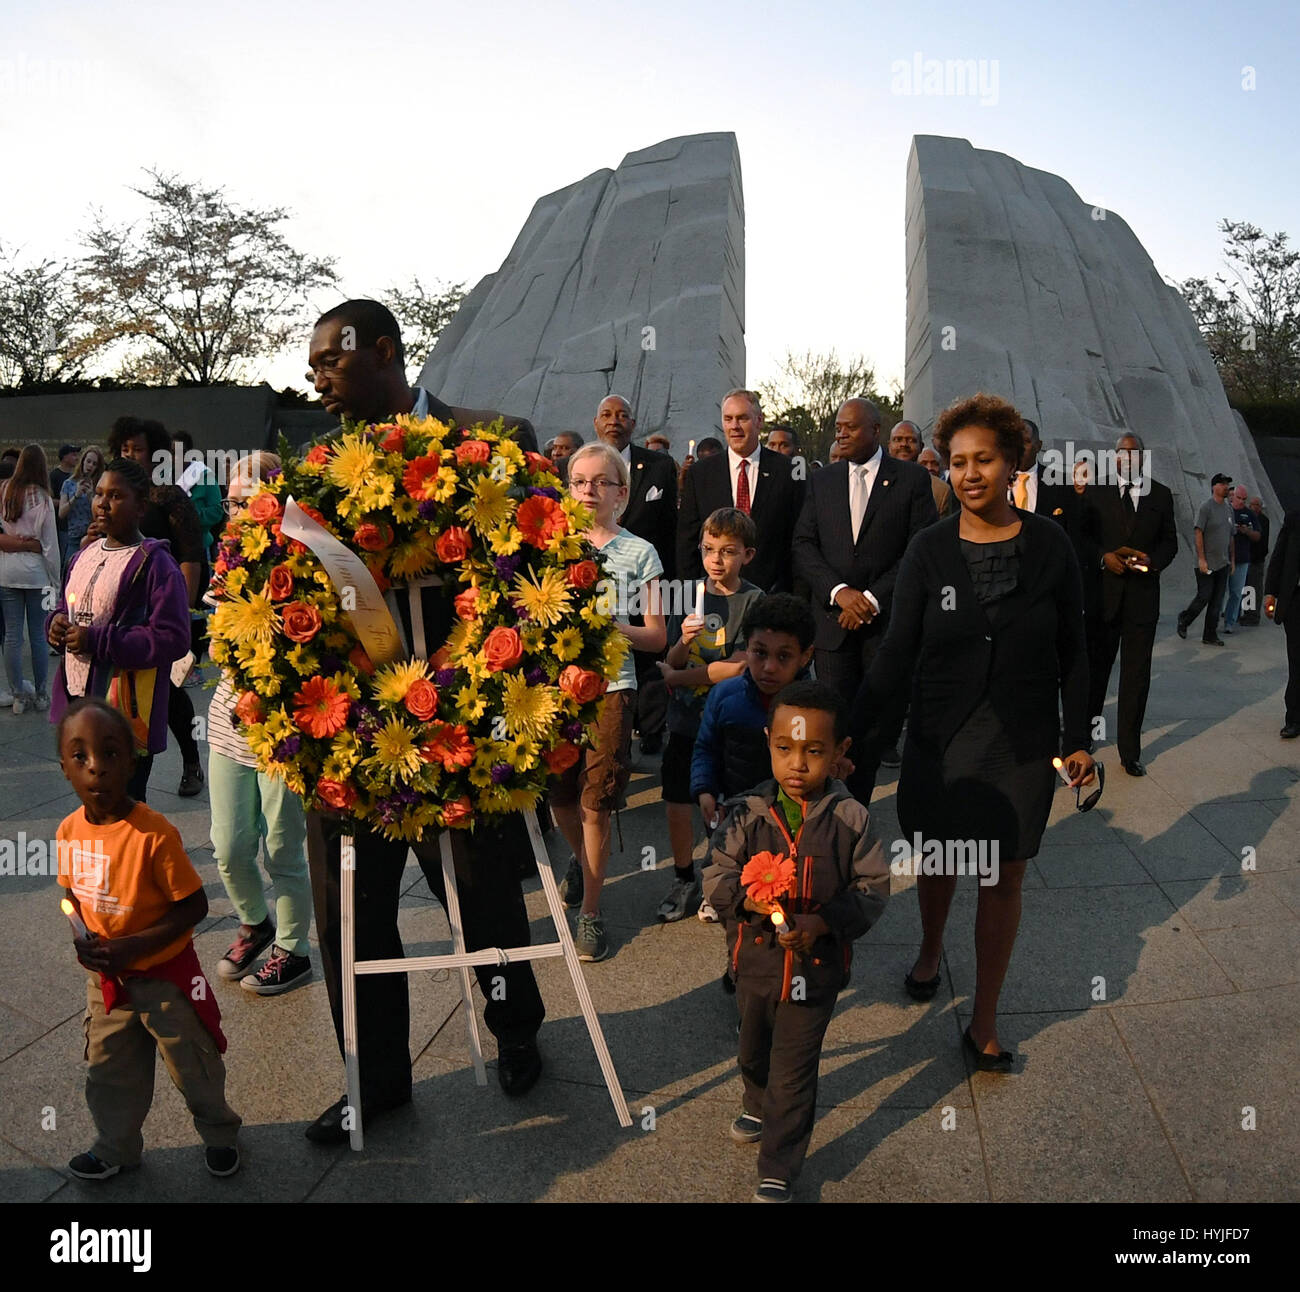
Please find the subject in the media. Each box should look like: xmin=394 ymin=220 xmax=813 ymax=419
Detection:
xmin=829 ymin=448 xmax=883 ymax=613
xmin=727 ymin=443 xmax=763 ymax=508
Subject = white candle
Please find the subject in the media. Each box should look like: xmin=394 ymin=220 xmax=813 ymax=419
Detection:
xmin=770 ymin=904 xmax=786 ymax=929
xmin=694 ymin=580 xmax=705 ymax=618
xmin=60 ymin=898 xmax=88 ymax=939
xmin=688 ymin=439 xmax=696 ymax=457
xmin=1051 ymin=757 xmax=1074 ymax=787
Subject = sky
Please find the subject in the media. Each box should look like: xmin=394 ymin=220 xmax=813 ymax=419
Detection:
xmin=2 ymin=0 xmax=1297 ymax=400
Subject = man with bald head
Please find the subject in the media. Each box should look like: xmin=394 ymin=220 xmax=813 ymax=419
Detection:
xmin=793 ymin=398 xmax=938 ymax=802
xmin=891 ymin=420 xmax=952 ymax=517
xmin=677 ymin=389 xmax=805 ymax=592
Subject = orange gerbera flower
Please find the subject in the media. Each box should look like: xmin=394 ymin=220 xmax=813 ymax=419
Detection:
xmin=516 ymin=494 xmax=567 ymax=547
xmin=402 ymin=454 xmax=441 ymax=499
xmin=739 ymin=851 xmax=796 ymax=905
xmin=292 ymin=676 xmax=351 ymax=738
xmin=420 ymin=721 xmax=475 ymax=771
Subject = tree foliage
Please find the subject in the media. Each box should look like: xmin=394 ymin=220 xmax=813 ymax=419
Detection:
xmin=756 ymin=348 xmax=902 ymax=462
xmin=79 ymin=169 xmax=338 ymax=385
xmin=1181 ymin=220 xmax=1300 ymax=403
xmin=0 ymin=249 xmax=105 ymax=388
xmin=382 ymin=275 xmax=467 ymax=369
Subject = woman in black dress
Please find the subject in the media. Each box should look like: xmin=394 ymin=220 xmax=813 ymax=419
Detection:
xmin=855 ymin=394 xmax=1095 ymax=1069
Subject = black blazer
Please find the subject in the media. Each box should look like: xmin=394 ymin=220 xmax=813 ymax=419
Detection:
xmin=419 ymin=389 xmax=538 ymax=454
xmin=792 ymin=454 xmax=938 ymax=651
xmin=1265 ymin=510 xmax=1300 ymax=624
xmin=853 ymin=511 xmax=1091 ymax=761
xmin=1085 ymin=479 xmax=1179 ymax=626
xmin=620 ymin=445 xmax=678 ymax=580
xmin=677 ymin=447 xmax=805 ymax=592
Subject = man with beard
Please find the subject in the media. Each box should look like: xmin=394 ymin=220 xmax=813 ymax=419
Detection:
xmin=300 ymin=299 xmax=545 ymax=1143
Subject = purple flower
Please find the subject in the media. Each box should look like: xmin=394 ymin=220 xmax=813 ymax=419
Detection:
xmin=490 ymin=763 xmax=513 ymax=784
xmin=225 ymin=552 xmax=246 ymax=569
xmin=525 ymin=666 xmax=546 ymax=686
xmin=319 ymin=653 xmax=345 ymax=676
xmin=494 ymin=553 xmax=523 ymax=580
xmin=527 ymin=485 xmax=562 ymax=502
xmin=418 ymin=500 xmax=439 ymax=520
xmin=562 ymin=721 xmax=583 ymax=742
xmin=435 ymin=667 xmax=458 ymax=687
xmin=268 ymin=543 xmax=285 ymax=560
xmin=274 ymin=736 xmax=302 ymax=760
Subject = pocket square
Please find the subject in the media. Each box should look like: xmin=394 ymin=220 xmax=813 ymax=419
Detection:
xmin=645 ymin=486 xmax=663 ymax=501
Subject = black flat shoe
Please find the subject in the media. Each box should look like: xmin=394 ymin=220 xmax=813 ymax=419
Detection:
xmin=497 ymin=1040 xmax=543 ymax=1097
xmin=304 ymin=1092 xmax=411 ymax=1144
xmin=904 ymin=970 xmax=941 ymax=1001
xmin=1122 ymin=759 xmax=1146 ymax=777
xmin=962 ymin=1026 xmax=1014 ymax=1073
xmin=1281 ymin=725 xmax=1300 ymax=740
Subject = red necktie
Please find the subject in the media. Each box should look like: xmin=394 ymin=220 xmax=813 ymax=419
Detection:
xmin=736 ymin=458 xmax=751 ymax=515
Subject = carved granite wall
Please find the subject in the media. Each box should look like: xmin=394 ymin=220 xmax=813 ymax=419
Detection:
xmin=418 ymin=133 xmax=744 ymax=455
xmin=905 ymin=135 xmax=1280 ymax=540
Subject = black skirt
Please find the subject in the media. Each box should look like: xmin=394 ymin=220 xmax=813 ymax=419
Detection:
xmin=897 ymin=697 xmax=1055 ymax=862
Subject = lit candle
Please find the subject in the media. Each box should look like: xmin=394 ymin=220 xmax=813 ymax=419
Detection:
xmin=770 ymin=904 xmax=786 ymax=929
xmin=60 ymin=898 xmax=88 ymax=940
xmin=688 ymin=439 xmax=696 ymax=458
xmin=694 ymin=580 xmax=705 ymax=619
xmin=1051 ymin=757 xmax=1074 ymax=787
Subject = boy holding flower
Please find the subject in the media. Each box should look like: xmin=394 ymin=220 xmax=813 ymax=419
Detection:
xmin=702 ymin=680 xmax=889 ymax=1202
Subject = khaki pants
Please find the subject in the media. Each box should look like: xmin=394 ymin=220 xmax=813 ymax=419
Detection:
xmin=83 ymin=974 xmax=241 ymax=1167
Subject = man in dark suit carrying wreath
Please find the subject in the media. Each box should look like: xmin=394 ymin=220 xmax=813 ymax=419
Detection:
xmin=300 ymin=299 xmax=545 ymax=1144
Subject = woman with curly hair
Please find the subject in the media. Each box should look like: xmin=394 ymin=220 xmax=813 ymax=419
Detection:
xmin=853 ymin=393 xmax=1095 ymax=1070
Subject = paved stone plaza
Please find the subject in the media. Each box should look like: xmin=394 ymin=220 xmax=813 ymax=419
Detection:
xmin=1 ymin=607 xmax=1297 ymax=1204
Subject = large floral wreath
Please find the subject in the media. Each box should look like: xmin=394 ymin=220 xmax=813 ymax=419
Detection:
xmin=207 ymin=415 xmax=628 ymax=840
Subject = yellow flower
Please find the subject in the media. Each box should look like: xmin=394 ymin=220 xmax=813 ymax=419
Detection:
xmin=392 ymin=496 xmax=420 ymax=523
xmin=460 ymin=476 xmax=514 ymax=534
xmin=323 ymin=630 xmax=351 ymax=651
xmin=366 ymin=718 xmax=423 ymax=780
xmin=455 ymin=685 xmax=487 ymax=722
xmin=580 ymin=600 xmax=609 ymax=630
xmin=447 ymin=619 xmax=480 ymax=657
xmin=547 ymin=531 xmax=587 ymax=562
xmin=562 ymin=496 xmax=594 ymax=530
xmin=389 ymin=531 xmax=439 ymax=580
xmin=325 ymin=433 xmax=383 ymax=496
xmin=240 ymin=525 xmax=270 ymax=560
xmin=510 ymin=566 xmax=571 ymax=628
xmin=461 ymin=651 xmax=491 ymax=684
xmin=504 ymin=785 xmax=541 ymax=812
xmin=371 ymin=659 xmax=430 ymax=705
xmin=431 ymin=465 xmax=459 ymax=503
xmin=488 ymin=523 xmax=524 ymax=556
xmin=520 ymin=626 xmax=546 ymax=654
xmin=494 ymin=437 xmax=525 ymax=468
xmin=286 ymin=644 xmax=320 ymax=675
xmin=358 ymin=475 xmax=396 ymax=513
xmin=500 ymin=672 xmax=559 ymax=740
xmin=551 ymin=627 xmax=583 ymax=662
xmin=225 ymin=566 xmax=248 ymax=597
xmin=214 ymin=591 xmax=278 ymax=646
xmin=603 ymin=631 xmax=631 ymax=676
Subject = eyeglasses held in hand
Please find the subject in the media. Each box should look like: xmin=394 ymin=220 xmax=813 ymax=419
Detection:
xmin=1075 ymin=759 xmax=1104 ymax=813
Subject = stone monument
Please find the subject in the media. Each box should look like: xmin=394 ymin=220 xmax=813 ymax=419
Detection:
xmin=905 ymin=135 xmax=1281 ymax=539
xmin=418 ymin=133 xmax=745 ymax=455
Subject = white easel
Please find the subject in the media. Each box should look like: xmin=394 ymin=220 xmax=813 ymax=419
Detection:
xmin=339 ymin=809 xmax=633 ymax=1149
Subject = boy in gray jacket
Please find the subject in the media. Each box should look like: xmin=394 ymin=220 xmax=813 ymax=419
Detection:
xmin=703 ymin=679 xmax=889 ymax=1202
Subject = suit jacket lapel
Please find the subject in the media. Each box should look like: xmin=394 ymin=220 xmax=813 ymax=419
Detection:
xmin=627 ymin=446 xmax=650 ymax=511
xmin=856 ymin=453 xmax=895 ymax=544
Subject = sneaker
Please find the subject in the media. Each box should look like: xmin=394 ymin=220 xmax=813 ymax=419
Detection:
xmin=178 ymin=762 xmax=204 ymax=797
xmin=0 ymin=690 xmax=12 ymax=707
xmin=697 ymin=900 xmax=720 ymax=924
xmin=32 ymin=691 xmax=50 ymax=712
xmin=559 ymin=858 xmax=584 ymax=908
xmin=753 ymin=1178 xmax=792 ymax=1203
xmin=1223 ymin=625 xmax=1235 ymax=634
xmin=658 ymin=876 xmax=699 ymax=923
xmin=205 ymin=1145 xmax=240 ymax=1177
xmin=574 ymin=913 xmax=608 ymax=962
xmin=217 ymin=919 xmax=276 ymax=980
xmin=12 ymin=694 xmax=27 ymax=715
xmin=68 ymin=1151 xmax=122 ymax=1180
xmin=241 ymin=945 xmax=313 ymax=995
xmin=730 ymin=1113 xmax=763 ymax=1144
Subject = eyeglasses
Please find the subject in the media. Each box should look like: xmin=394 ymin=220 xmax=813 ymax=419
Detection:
xmin=568 ymin=477 xmax=621 ymax=490
xmin=1075 ymin=760 xmax=1105 ymax=813
xmin=221 ymin=497 xmax=245 ymax=514
xmin=700 ymin=545 xmax=744 ymax=559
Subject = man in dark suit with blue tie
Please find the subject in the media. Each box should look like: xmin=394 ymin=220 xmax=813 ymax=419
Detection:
xmin=793 ymin=398 xmax=937 ymax=801
xmin=1085 ymin=433 xmax=1178 ymax=775
xmin=677 ymin=390 xmax=805 ymax=593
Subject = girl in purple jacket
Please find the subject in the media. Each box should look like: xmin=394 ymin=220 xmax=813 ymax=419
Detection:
xmin=46 ymin=458 xmax=190 ymax=801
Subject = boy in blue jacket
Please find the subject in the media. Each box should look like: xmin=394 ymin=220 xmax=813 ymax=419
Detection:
xmin=703 ymin=680 xmax=888 ymax=1202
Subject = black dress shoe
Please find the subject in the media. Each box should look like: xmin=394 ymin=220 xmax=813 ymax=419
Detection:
xmin=962 ymin=1026 xmax=1015 ymax=1073
xmin=904 ymin=970 xmax=941 ymax=1001
xmin=1202 ymin=637 xmax=1225 ymax=647
xmin=304 ymin=1092 xmax=410 ymax=1144
xmin=497 ymin=1040 xmax=543 ymax=1097
xmin=1122 ymin=759 xmax=1146 ymax=777
xmin=1176 ymin=620 xmax=1188 ymax=639
xmin=1281 ymin=725 xmax=1300 ymax=740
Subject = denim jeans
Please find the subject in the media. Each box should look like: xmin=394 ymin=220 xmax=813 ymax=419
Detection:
xmin=1224 ymin=562 xmax=1250 ymax=630
xmin=0 ymin=585 xmax=49 ymax=698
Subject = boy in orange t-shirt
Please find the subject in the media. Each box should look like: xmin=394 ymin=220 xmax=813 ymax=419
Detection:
xmin=56 ymin=698 xmax=241 ymax=1180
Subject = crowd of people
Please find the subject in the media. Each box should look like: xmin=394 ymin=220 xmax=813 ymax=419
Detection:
xmin=27 ymin=297 xmax=1297 ymax=1204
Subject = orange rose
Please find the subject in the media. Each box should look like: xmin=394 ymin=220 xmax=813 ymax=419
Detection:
xmin=483 ymin=626 xmax=524 ymax=672
xmin=355 ymin=520 xmax=393 ymax=552
xmin=373 ymin=423 xmax=404 ymax=451
xmin=559 ymin=665 xmax=607 ymax=705
xmin=267 ymin=564 xmax=294 ymax=601
xmin=455 ymin=439 xmax=491 ymax=466
xmin=234 ymin=691 xmax=264 ymax=725
xmin=435 ymin=526 xmax=473 ymax=563
xmin=441 ymin=796 xmax=474 ymax=828
xmin=429 ymin=646 xmax=452 ymax=671
xmin=565 ymin=560 xmax=598 ymax=590
xmin=282 ymin=600 xmax=323 ymax=643
xmin=349 ymin=644 xmax=376 ymax=676
xmin=304 ymin=444 xmax=330 ymax=466
xmin=404 ymin=678 xmax=439 ymax=721
xmin=542 ymin=743 xmax=580 ymax=773
xmin=453 ymin=588 xmax=480 ymax=621
xmin=247 ymin=492 xmax=282 ymax=523
xmin=317 ymin=779 xmax=359 ymax=811
xmin=525 ymin=451 xmax=554 ymax=474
